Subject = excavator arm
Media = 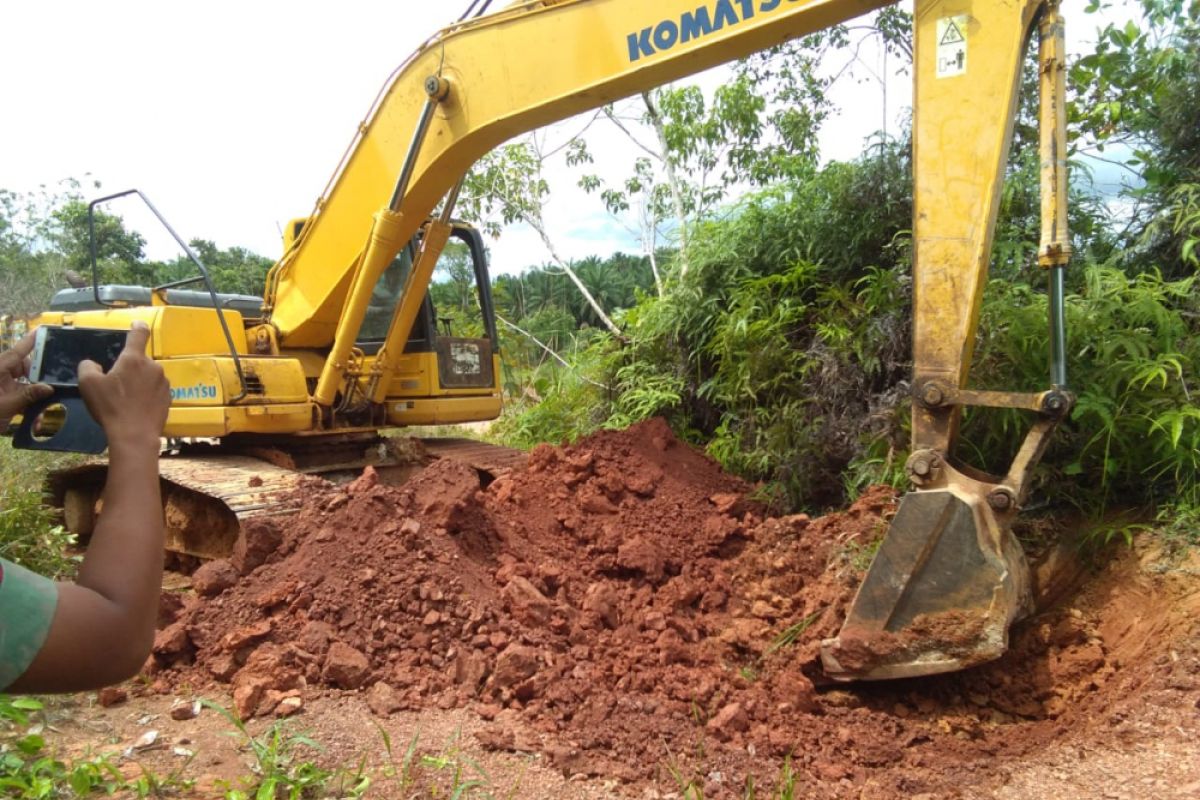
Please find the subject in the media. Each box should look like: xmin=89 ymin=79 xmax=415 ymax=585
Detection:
xmin=265 ymin=0 xmax=1073 ymax=679
xmin=819 ymin=0 xmax=1073 ymax=680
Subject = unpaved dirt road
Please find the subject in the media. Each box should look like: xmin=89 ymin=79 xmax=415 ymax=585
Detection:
xmin=62 ymin=419 xmax=1200 ymax=797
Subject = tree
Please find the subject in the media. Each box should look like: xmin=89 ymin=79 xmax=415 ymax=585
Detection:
xmin=576 ymin=8 xmax=914 ymax=280
xmin=0 ymin=190 xmax=62 ymax=314
xmin=49 ymin=199 xmax=148 ymax=285
xmin=149 ymin=239 xmax=273 ymax=296
xmin=431 ymin=240 xmax=476 ymax=315
xmin=1069 ymin=0 xmax=1200 ymax=276
xmin=460 ymin=139 xmax=625 ymax=339
xmin=0 ymin=180 xmax=145 ymax=313
xmin=0 ymin=180 xmax=279 ymax=315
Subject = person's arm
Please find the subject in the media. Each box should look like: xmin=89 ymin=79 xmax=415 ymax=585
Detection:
xmin=8 ymin=321 xmax=170 ymax=692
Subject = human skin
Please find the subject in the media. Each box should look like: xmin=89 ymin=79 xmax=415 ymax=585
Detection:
xmin=6 ymin=321 xmax=171 ymax=692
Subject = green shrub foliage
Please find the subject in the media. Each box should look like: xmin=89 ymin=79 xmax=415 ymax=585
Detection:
xmin=494 ymin=141 xmax=1197 ymax=522
xmin=491 ymin=3 xmax=1200 ymax=528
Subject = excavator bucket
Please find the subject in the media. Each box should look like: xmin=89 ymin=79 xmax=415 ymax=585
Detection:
xmin=820 ymin=482 xmax=1032 ymax=681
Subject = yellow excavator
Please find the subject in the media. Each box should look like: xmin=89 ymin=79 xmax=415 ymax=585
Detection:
xmin=10 ymin=0 xmax=1076 ymax=682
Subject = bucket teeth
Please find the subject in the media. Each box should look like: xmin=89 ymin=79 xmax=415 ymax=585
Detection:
xmin=820 ymin=486 xmax=1032 ymax=681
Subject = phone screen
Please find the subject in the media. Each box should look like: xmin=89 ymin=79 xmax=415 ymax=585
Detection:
xmin=31 ymin=327 xmax=128 ymax=387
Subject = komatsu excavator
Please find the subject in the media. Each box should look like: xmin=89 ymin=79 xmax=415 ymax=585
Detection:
xmin=10 ymin=0 xmax=1076 ymax=681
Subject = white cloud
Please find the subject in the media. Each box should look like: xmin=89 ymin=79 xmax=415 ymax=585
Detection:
xmin=2 ymin=1 xmax=459 ymax=261
xmin=2 ymin=0 xmax=1125 ymax=280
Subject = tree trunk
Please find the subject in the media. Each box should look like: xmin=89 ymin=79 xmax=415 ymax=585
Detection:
xmin=643 ymin=204 xmax=664 ymax=297
xmin=526 ymin=212 xmax=626 ymax=341
xmin=642 ymin=90 xmax=692 ymax=278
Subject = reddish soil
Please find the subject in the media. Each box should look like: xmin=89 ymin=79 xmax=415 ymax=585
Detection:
xmin=145 ymin=418 xmax=1200 ymax=797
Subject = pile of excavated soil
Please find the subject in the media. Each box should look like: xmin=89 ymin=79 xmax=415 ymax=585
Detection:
xmin=148 ymin=418 xmax=1200 ymax=797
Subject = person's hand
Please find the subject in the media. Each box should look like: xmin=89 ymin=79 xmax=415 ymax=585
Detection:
xmin=0 ymin=333 xmax=54 ymax=430
xmin=78 ymin=322 xmax=170 ymax=450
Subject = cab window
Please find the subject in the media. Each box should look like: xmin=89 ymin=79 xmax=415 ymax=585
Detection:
xmin=355 ymin=244 xmax=436 ymax=353
xmin=429 ymin=240 xmax=486 ymax=339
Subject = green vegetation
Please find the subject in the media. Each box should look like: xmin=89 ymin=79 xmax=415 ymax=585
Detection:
xmin=1155 ymin=501 xmax=1200 ymax=550
xmin=203 ymin=701 xmax=350 ymax=800
xmin=486 ymin=0 xmax=1200 ymax=537
xmin=0 ymin=696 xmax=536 ymax=799
xmin=370 ymin=725 xmax=531 ymax=799
xmin=967 ymin=265 xmax=1199 ymax=513
xmin=0 ymin=445 xmax=78 ymax=578
xmin=665 ymin=745 xmax=801 ymax=798
xmin=0 ymin=695 xmax=193 ymax=798
xmin=0 ymin=181 xmax=271 ymax=314
xmin=765 ymin=611 xmax=826 ymax=658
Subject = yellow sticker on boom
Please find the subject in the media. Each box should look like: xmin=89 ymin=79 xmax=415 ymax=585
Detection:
xmin=936 ymin=15 xmax=968 ymax=78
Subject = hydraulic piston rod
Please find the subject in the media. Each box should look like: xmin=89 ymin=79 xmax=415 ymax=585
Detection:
xmin=1039 ymin=4 xmax=1070 ymax=389
xmin=314 ymin=76 xmax=451 ymax=409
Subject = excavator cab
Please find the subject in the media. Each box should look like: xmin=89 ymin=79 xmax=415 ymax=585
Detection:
xmin=358 ymin=241 xmax=430 ymax=348
xmin=355 ymin=223 xmax=500 ymax=394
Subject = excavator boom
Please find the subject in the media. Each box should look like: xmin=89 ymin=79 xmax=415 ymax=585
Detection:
xmin=266 ymin=0 xmax=893 ymax=349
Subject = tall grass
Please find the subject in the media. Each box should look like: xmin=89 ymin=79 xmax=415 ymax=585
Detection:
xmin=0 ymin=442 xmax=79 ymax=577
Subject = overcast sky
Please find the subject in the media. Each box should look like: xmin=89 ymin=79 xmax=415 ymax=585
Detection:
xmin=1 ymin=0 xmax=1118 ymax=276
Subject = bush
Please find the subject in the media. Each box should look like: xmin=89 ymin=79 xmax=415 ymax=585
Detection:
xmin=966 ymin=264 xmax=1199 ymax=514
xmin=490 ymin=337 xmax=615 ymax=449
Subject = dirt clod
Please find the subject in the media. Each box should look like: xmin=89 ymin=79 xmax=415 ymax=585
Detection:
xmin=192 ymin=559 xmax=239 ymax=597
xmin=365 ymin=681 xmax=403 ymax=717
xmin=231 ymin=518 xmax=281 ymax=575
xmin=323 ymin=642 xmax=371 ymax=689
xmin=232 ymin=681 xmax=264 ymax=720
xmin=218 ymin=620 xmax=271 ymax=653
xmin=169 ymin=700 xmax=199 ymax=721
xmin=707 ymin=702 xmax=750 ymax=741
xmin=492 ymin=645 xmax=540 ymax=690
xmin=275 ymin=695 xmax=303 ymax=717
xmin=153 ymin=621 xmax=192 ymax=658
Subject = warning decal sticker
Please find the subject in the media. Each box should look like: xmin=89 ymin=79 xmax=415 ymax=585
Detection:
xmin=936 ymin=15 xmax=968 ymax=78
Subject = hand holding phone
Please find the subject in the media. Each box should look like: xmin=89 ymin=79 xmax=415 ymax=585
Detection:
xmin=29 ymin=326 xmax=129 ymax=387
xmin=12 ymin=323 xmax=170 ymax=453
xmin=77 ymin=323 xmax=171 ymax=451
xmin=0 ymin=333 xmax=54 ymax=430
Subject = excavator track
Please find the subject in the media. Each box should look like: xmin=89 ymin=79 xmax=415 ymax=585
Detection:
xmin=48 ymin=436 xmax=526 ymax=561
xmin=419 ymin=437 xmax=529 ymax=479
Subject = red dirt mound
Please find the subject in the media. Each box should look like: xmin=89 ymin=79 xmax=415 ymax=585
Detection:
xmin=150 ymin=418 xmax=1200 ymax=797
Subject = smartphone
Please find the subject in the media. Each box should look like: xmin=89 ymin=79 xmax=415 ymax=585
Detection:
xmin=28 ymin=326 xmax=128 ymax=387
